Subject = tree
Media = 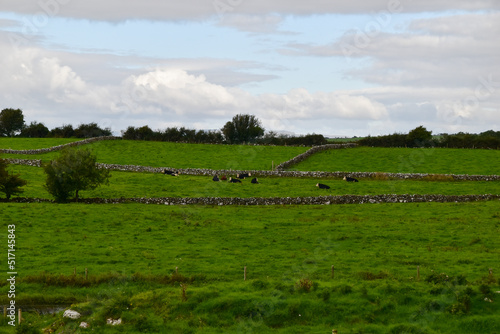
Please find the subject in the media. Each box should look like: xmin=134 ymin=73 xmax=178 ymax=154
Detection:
xmin=407 ymin=125 xmax=433 ymax=147
xmin=74 ymin=122 xmax=112 ymax=138
xmin=0 ymin=159 xmax=28 ymax=200
xmin=0 ymin=108 xmax=25 ymax=137
xmin=221 ymin=114 xmax=264 ymax=144
xmin=44 ymin=148 xmax=111 ymax=202
xmin=20 ymin=121 xmax=50 ymax=138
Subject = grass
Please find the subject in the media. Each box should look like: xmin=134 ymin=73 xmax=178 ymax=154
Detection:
xmin=1 ymin=139 xmax=499 ymax=333
xmin=0 ymin=137 xmax=80 ymax=150
xmin=0 ymin=139 xmax=309 ymax=170
xmin=0 ymin=202 xmax=499 ymax=333
xmin=289 ymin=146 xmax=500 ymax=175
xmin=5 ymin=165 xmax=500 ymax=200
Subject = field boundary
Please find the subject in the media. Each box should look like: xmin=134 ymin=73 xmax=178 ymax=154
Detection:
xmin=0 ymin=136 xmax=120 ymax=154
xmin=2 ymin=194 xmax=499 ymax=205
xmin=6 ymin=159 xmax=500 ymax=181
xmin=275 ymin=143 xmax=358 ymax=170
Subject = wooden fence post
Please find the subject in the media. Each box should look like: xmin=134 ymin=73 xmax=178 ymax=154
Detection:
xmin=244 ymin=266 xmax=247 ymax=281
xmin=175 ymin=267 xmax=178 ymax=274
xmin=331 ymin=265 xmax=334 ymax=279
xmin=18 ymin=309 xmax=21 ymax=324
xmin=85 ymin=268 xmax=88 ymax=280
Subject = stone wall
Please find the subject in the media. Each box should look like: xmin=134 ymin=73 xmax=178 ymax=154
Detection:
xmin=275 ymin=143 xmax=358 ymax=170
xmin=0 ymin=136 xmax=120 ymax=155
xmin=5 ymin=159 xmax=500 ymax=181
xmin=3 ymin=194 xmax=499 ymax=205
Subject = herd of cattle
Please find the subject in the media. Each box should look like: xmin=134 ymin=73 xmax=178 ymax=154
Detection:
xmin=163 ymin=169 xmax=359 ymax=189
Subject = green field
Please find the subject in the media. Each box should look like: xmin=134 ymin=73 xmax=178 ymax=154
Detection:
xmin=1 ymin=139 xmax=308 ymax=170
xmin=288 ymin=146 xmax=500 ymax=175
xmin=6 ymin=165 xmax=500 ymax=200
xmin=0 ymin=139 xmax=499 ymax=333
xmin=1 ymin=202 xmax=500 ymax=333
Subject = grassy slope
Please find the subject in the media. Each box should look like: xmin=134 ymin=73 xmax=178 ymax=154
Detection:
xmin=1 ymin=202 xmax=499 ymax=333
xmin=1 ymin=139 xmax=308 ymax=170
xmin=0 ymin=138 xmax=80 ymax=150
xmin=289 ymin=146 xmax=500 ymax=175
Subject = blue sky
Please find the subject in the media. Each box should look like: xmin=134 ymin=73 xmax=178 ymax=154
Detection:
xmin=0 ymin=1 xmax=499 ymax=136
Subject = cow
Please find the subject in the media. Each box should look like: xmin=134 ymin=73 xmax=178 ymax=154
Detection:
xmin=163 ymin=169 xmax=179 ymax=176
xmin=237 ymin=172 xmax=251 ymax=179
xmin=343 ymin=176 xmax=358 ymax=182
xmin=251 ymin=178 xmax=259 ymax=184
xmin=221 ymin=175 xmax=227 ymax=181
xmin=212 ymin=175 xmax=220 ymax=182
xmin=316 ymin=183 xmax=330 ymax=189
xmin=229 ymin=177 xmax=242 ymax=183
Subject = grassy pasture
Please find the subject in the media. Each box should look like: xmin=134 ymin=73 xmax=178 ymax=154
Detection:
xmin=1 ymin=202 xmax=499 ymax=333
xmin=289 ymin=146 xmax=500 ymax=175
xmin=1 ymin=139 xmax=500 ymax=333
xmin=0 ymin=139 xmax=308 ymax=170
xmin=0 ymin=137 xmax=80 ymax=150
xmin=6 ymin=164 xmax=500 ymax=200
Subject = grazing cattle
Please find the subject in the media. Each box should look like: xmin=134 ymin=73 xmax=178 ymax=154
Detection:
xmin=316 ymin=183 xmax=330 ymax=189
xmin=221 ymin=175 xmax=227 ymax=181
xmin=212 ymin=175 xmax=220 ymax=182
xmin=251 ymin=178 xmax=259 ymax=184
xmin=343 ymin=176 xmax=358 ymax=182
xmin=229 ymin=177 xmax=242 ymax=183
xmin=237 ymin=172 xmax=251 ymax=179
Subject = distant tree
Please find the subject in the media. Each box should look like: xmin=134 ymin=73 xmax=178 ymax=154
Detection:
xmin=0 ymin=108 xmax=25 ymax=137
xmin=20 ymin=121 xmax=50 ymax=138
xmin=74 ymin=123 xmax=112 ymax=138
xmin=0 ymin=159 xmax=28 ymax=200
xmin=49 ymin=124 xmax=75 ymax=138
xmin=43 ymin=148 xmax=111 ymax=202
xmin=407 ymin=126 xmax=433 ymax=147
xmin=221 ymin=114 xmax=264 ymax=144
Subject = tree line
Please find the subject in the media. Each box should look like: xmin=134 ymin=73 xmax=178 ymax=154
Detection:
xmin=0 ymin=108 xmax=326 ymax=146
xmin=359 ymin=126 xmax=500 ymax=149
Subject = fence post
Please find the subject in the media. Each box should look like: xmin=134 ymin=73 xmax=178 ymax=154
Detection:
xmin=417 ymin=266 xmax=420 ymax=281
xmin=489 ymin=268 xmax=493 ymax=277
xmin=244 ymin=266 xmax=247 ymax=281
xmin=18 ymin=309 xmax=21 ymax=324
xmin=331 ymin=265 xmax=334 ymax=279
xmin=175 ymin=267 xmax=178 ymax=274
xmin=85 ymin=268 xmax=88 ymax=280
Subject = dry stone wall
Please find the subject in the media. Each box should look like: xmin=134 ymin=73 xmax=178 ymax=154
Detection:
xmin=5 ymin=160 xmax=500 ymax=181
xmin=2 ymin=194 xmax=499 ymax=205
xmin=275 ymin=143 xmax=358 ymax=170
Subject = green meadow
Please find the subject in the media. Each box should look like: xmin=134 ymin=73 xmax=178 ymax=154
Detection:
xmin=0 ymin=139 xmax=308 ymax=170
xmin=288 ymin=146 xmax=500 ymax=175
xmin=0 ymin=139 xmax=499 ymax=333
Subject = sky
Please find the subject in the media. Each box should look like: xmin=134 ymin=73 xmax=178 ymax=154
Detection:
xmin=0 ymin=0 xmax=499 ymax=137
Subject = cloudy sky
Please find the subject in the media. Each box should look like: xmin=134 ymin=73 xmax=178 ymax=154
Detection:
xmin=1 ymin=0 xmax=499 ymax=137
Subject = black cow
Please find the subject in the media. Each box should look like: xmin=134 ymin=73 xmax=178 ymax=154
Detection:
xmin=212 ymin=175 xmax=220 ymax=182
xmin=229 ymin=177 xmax=242 ymax=183
xmin=163 ymin=169 xmax=179 ymax=176
xmin=237 ymin=173 xmax=251 ymax=179
xmin=343 ymin=176 xmax=358 ymax=182
xmin=316 ymin=183 xmax=330 ymax=189
xmin=251 ymin=178 xmax=259 ymax=184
